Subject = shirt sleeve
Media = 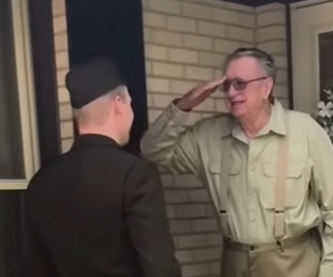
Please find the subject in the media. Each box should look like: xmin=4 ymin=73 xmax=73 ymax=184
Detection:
xmin=307 ymin=116 xmax=333 ymax=277
xmin=140 ymin=102 xmax=202 ymax=175
xmin=124 ymin=160 xmax=181 ymax=277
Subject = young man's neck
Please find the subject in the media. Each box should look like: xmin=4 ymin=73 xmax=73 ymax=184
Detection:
xmin=239 ymin=103 xmax=272 ymax=139
xmin=79 ymin=126 xmax=121 ymax=145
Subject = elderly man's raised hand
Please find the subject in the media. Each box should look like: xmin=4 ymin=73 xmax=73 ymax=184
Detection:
xmin=175 ymin=77 xmax=225 ymax=112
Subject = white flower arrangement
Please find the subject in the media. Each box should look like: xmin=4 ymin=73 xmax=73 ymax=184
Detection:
xmin=315 ymin=84 xmax=333 ymax=142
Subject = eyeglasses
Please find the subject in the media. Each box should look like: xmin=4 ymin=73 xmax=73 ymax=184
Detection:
xmin=221 ymin=76 xmax=267 ymax=93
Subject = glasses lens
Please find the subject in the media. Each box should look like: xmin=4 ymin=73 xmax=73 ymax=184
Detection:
xmin=233 ymin=80 xmax=247 ymax=91
xmin=222 ymin=80 xmax=231 ymax=93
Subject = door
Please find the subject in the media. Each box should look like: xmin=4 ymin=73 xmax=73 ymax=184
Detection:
xmin=291 ymin=0 xmax=333 ymax=114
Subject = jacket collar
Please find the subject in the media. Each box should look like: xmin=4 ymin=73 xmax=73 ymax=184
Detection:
xmin=221 ymin=99 xmax=287 ymax=139
xmin=71 ymin=134 xmax=121 ymax=150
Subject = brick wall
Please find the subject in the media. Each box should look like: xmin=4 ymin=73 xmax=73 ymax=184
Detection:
xmin=143 ymin=1 xmax=256 ymax=276
xmin=52 ymin=0 xmax=74 ymax=153
xmin=255 ymin=3 xmax=289 ymax=107
xmin=50 ymin=1 xmax=289 ymax=276
xmin=143 ymin=1 xmax=289 ymax=276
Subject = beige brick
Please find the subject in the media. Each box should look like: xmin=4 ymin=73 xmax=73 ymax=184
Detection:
xmin=147 ymin=77 xmax=170 ymax=93
xmin=256 ymin=26 xmax=286 ymax=42
xmin=176 ymin=250 xmax=193 ymax=263
xmin=142 ymin=0 xmax=149 ymax=9
xmin=164 ymin=190 xmax=189 ymax=203
xmin=146 ymin=94 xmax=153 ymax=107
xmin=182 ymin=3 xmax=212 ymax=19
xmin=152 ymin=62 xmax=183 ymax=78
xmin=148 ymin=109 xmax=162 ymax=123
xmin=152 ymin=94 xmax=177 ymax=108
xmin=256 ymin=3 xmax=285 ymax=12
xmin=151 ymin=30 xmax=183 ymax=47
xmin=196 ymin=98 xmax=215 ymax=112
xmin=240 ymin=13 xmax=256 ymax=28
xmin=60 ymin=120 xmax=74 ymax=139
xmin=53 ymin=16 xmax=66 ymax=34
xmin=257 ymin=40 xmax=286 ymax=54
xmin=145 ymin=61 xmax=152 ymax=75
xmin=57 ymin=69 xmax=68 ymax=86
xmin=199 ymin=52 xmax=225 ymax=67
xmin=257 ymin=10 xmax=286 ymax=27
xmin=206 ymin=204 xmax=216 ymax=217
xmin=61 ymin=138 xmax=73 ymax=153
xmin=192 ymin=248 xmax=221 ymax=261
xmin=168 ymin=48 xmax=198 ymax=64
xmin=170 ymin=80 xmax=199 ymax=94
xmin=225 ymin=2 xmax=254 ymax=13
xmin=166 ymin=205 xmax=176 ymax=219
xmin=143 ymin=12 xmax=166 ymax=28
xmin=58 ymin=87 xmax=70 ymax=103
xmin=166 ymin=16 xmax=196 ymax=33
xmin=182 ymin=264 xmax=210 ymax=277
xmin=210 ymin=262 xmax=221 ymax=275
xmin=276 ymin=69 xmax=288 ymax=84
xmin=169 ymin=220 xmax=192 ymax=234
xmin=55 ymin=52 xmax=69 ymax=68
xmin=145 ymin=44 xmax=168 ymax=60
xmin=177 ymin=234 xmax=207 ymax=249
xmin=183 ymin=34 xmax=213 ymax=51
xmin=189 ymin=189 xmax=211 ymax=202
xmin=54 ymin=33 xmax=68 ymax=52
xmin=174 ymin=174 xmax=203 ymax=188
xmin=198 ymin=21 xmax=226 ymax=38
xmin=149 ymin=0 xmax=181 ymax=15
xmin=185 ymin=66 xmax=214 ymax=81
xmin=273 ymin=84 xmax=288 ymax=97
xmin=161 ymin=174 xmax=174 ymax=187
xmin=192 ymin=219 xmax=218 ymax=232
xmin=212 ymin=8 xmax=241 ymax=25
xmin=59 ymin=103 xmax=72 ymax=121
xmin=175 ymin=204 xmax=206 ymax=218
xmin=207 ymin=233 xmax=223 ymax=246
xmin=274 ymin=55 xmax=287 ymax=69
xmin=226 ymin=26 xmax=254 ymax=42
xmin=52 ymin=0 xmax=66 ymax=17
xmin=214 ymin=39 xmax=241 ymax=54
xmin=215 ymin=99 xmax=228 ymax=113
xmin=143 ymin=28 xmax=150 ymax=42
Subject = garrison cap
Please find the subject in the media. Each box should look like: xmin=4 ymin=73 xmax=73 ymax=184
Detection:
xmin=65 ymin=58 xmax=125 ymax=109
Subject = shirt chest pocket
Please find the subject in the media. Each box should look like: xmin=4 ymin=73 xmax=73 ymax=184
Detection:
xmin=260 ymin=162 xmax=307 ymax=209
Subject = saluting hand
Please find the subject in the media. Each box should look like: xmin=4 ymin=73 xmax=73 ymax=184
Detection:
xmin=176 ymin=77 xmax=226 ymax=111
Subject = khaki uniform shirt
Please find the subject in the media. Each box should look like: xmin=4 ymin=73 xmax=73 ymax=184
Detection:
xmin=141 ymin=100 xmax=333 ymax=277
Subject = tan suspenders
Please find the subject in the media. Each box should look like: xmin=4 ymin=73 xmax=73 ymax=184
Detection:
xmin=219 ymin=115 xmax=289 ymax=246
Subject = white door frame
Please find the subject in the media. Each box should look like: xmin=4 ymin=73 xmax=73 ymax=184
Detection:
xmin=291 ymin=0 xmax=333 ymax=114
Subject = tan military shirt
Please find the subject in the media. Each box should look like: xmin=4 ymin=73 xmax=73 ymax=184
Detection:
xmin=141 ymin=100 xmax=333 ymax=277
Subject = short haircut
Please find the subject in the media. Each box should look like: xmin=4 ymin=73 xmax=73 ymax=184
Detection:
xmin=73 ymin=85 xmax=127 ymax=126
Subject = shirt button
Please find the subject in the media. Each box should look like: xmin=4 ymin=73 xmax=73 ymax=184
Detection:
xmin=250 ymin=217 xmax=255 ymax=222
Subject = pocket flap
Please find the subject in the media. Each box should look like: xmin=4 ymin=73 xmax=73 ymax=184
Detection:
xmin=264 ymin=162 xmax=303 ymax=178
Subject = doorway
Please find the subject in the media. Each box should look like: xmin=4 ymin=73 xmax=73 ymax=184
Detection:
xmin=291 ymin=0 xmax=333 ymax=114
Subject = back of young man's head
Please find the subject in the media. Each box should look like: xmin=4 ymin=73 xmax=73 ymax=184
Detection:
xmin=66 ymin=58 xmax=133 ymax=146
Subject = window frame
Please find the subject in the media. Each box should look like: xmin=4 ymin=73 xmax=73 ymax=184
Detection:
xmin=0 ymin=0 xmax=40 ymax=190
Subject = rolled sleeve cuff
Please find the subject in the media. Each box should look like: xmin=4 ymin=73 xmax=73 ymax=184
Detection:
xmin=319 ymin=265 xmax=333 ymax=277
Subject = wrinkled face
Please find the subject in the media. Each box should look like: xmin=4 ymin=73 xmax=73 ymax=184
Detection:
xmin=113 ymin=88 xmax=134 ymax=145
xmin=223 ymin=57 xmax=273 ymax=120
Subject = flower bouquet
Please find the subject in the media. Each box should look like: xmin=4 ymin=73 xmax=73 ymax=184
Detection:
xmin=315 ymin=84 xmax=333 ymax=142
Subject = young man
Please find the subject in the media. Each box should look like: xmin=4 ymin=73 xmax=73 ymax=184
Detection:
xmin=26 ymin=58 xmax=181 ymax=277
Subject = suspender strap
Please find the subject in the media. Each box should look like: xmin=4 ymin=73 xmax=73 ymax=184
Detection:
xmin=219 ymin=136 xmax=232 ymax=238
xmin=273 ymin=119 xmax=289 ymax=241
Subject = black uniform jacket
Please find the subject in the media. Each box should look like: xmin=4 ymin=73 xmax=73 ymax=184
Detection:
xmin=25 ymin=134 xmax=181 ymax=277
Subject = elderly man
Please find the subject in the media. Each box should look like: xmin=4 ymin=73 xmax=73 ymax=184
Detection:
xmin=26 ymin=58 xmax=181 ymax=277
xmin=141 ymin=47 xmax=333 ymax=277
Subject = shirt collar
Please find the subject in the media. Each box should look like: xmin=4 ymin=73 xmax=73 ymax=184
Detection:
xmin=221 ymin=99 xmax=287 ymax=139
